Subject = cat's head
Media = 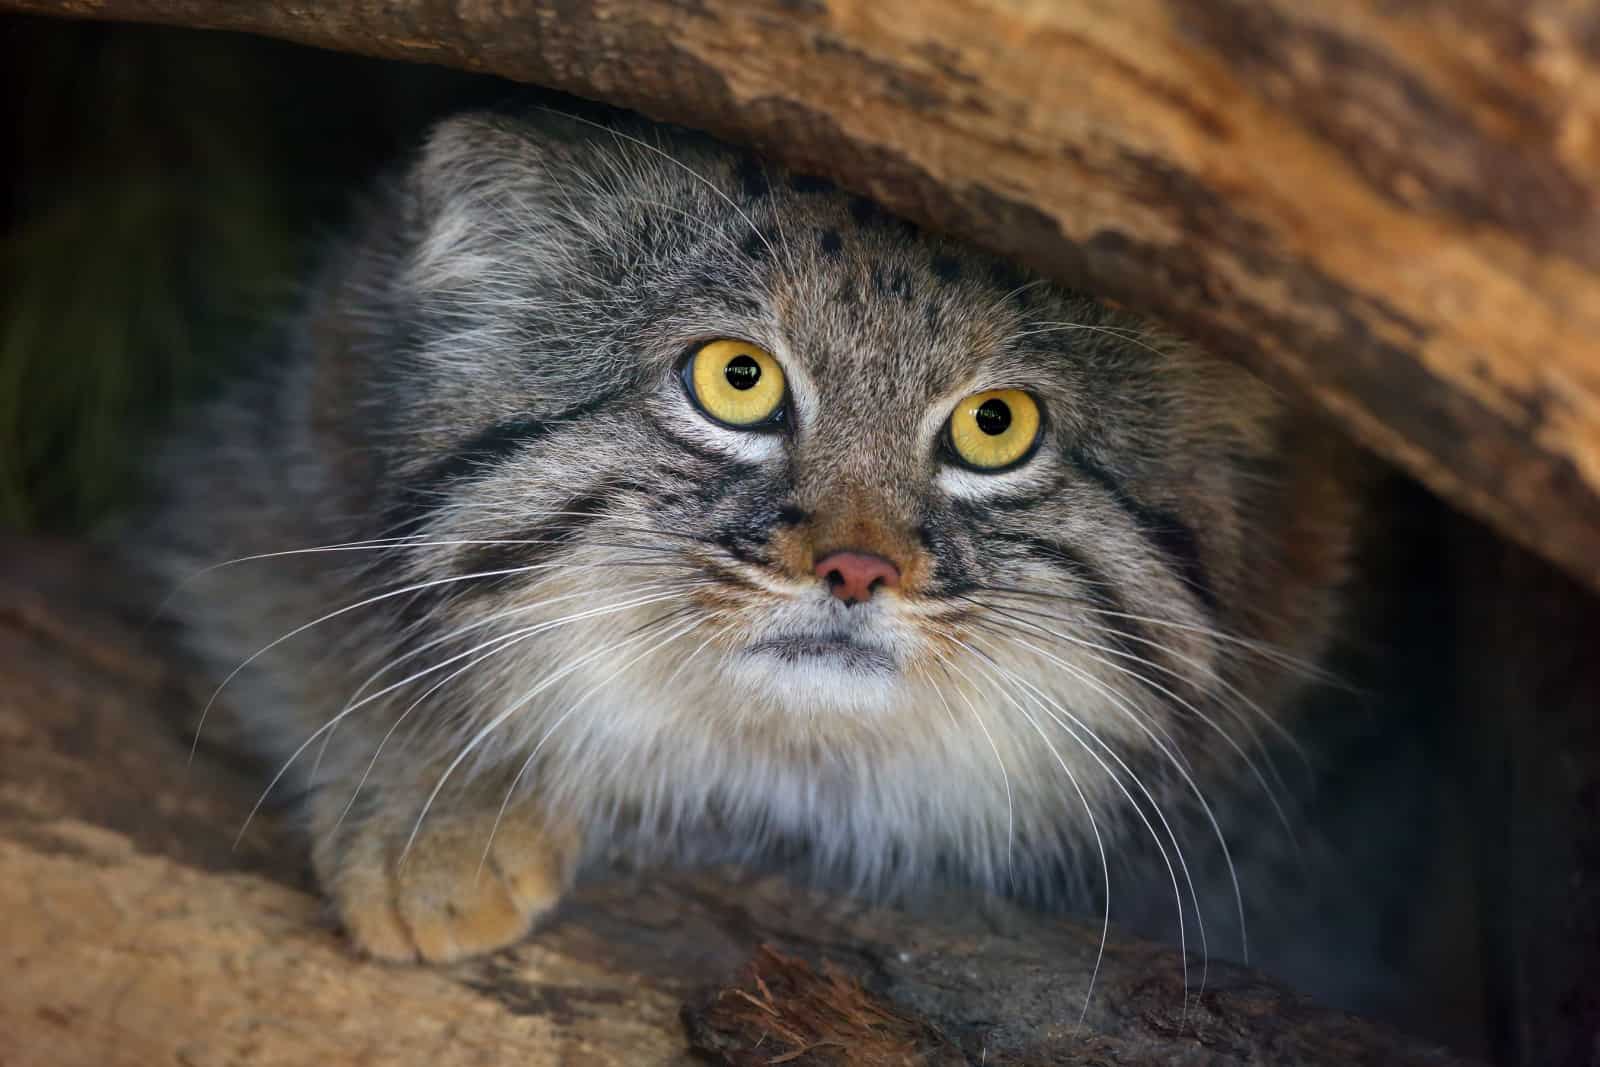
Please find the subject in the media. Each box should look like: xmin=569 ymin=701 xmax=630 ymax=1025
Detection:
xmin=314 ymin=110 xmax=1362 ymax=852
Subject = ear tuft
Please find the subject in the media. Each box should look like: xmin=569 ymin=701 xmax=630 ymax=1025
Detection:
xmin=404 ymin=113 xmax=554 ymax=292
xmin=414 ymin=115 xmax=542 ymax=206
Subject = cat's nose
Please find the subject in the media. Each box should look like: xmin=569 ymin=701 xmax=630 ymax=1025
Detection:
xmin=814 ymin=551 xmax=900 ymax=605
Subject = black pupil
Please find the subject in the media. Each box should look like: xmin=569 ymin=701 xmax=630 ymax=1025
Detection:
xmin=724 ymin=354 xmax=762 ymax=390
xmin=975 ymin=398 xmax=1012 ymax=436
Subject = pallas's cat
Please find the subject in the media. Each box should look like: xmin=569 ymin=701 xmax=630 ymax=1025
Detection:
xmin=144 ymin=109 xmax=1371 ymax=990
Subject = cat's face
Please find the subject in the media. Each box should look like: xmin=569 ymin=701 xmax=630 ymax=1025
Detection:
xmin=338 ymin=113 xmax=1357 ymax=848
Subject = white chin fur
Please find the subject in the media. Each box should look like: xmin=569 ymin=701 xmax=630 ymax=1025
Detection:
xmin=722 ymin=596 xmax=920 ymax=716
xmin=726 ymin=643 xmax=904 ymax=716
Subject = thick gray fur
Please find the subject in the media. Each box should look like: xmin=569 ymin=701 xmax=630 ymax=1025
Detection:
xmin=138 ymin=108 xmax=1428 ymax=1017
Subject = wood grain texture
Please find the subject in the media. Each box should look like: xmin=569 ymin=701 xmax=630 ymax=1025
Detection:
xmin=0 ymin=540 xmax=1484 ymax=1066
xmin=6 ymin=0 xmax=1600 ymax=596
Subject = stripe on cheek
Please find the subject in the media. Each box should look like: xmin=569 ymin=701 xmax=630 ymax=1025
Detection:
xmin=996 ymin=533 xmax=1126 ymax=619
xmin=991 ymin=532 xmax=1172 ymax=698
xmin=388 ymin=395 xmax=616 ymax=532
xmin=385 ymin=479 xmax=626 ymax=626
xmin=454 ymin=483 xmax=627 ymax=580
xmin=643 ymin=410 xmax=765 ymax=470
xmin=1068 ymin=448 xmax=1218 ymax=615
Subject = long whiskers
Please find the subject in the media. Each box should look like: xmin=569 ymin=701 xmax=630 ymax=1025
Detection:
xmin=965 ymin=595 xmax=1300 ymax=841
xmin=333 ymin=560 xmax=698 ymax=713
xmin=925 ymin=655 xmax=1015 ymax=892
xmin=965 ymin=621 xmax=1247 ymax=972
xmin=953 ymin=635 xmax=1208 ymax=982
xmin=474 ymin=610 xmax=733 ymax=880
xmin=185 ymin=532 xmax=714 ymax=761
xmin=400 ymin=601 xmax=701 ymax=862
xmin=301 ymin=556 xmax=711 ymax=782
xmin=977 ymin=584 xmax=1337 ymax=685
xmin=935 ymin=650 xmax=1113 ymax=1024
xmin=159 ymin=511 xmax=718 ymax=599
xmin=323 ymin=582 xmax=708 ymax=803
xmin=192 ymin=561 xmax=604 ymax=763
xmin=347 ymin=600 xmax=715 ymax=848
xmin=235 ymin=583 xmax=702 ymax=848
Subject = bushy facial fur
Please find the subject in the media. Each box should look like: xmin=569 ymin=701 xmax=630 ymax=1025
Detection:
xmin=147 ymin=110 xmax=1361 ymax=921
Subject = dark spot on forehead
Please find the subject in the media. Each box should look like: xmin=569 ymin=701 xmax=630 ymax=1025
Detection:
xmin=818 ymin=228 xmax=844 ymax=258
xmin=736 ymin=158 xmax=770 ymax=201
xmin=741 ymin=230 xmax=770 ymax=262
xmin=893 ymin=268 xmax=914 ymax=300
xmin=987 ymin=261 xmax=1030 ymax=296
xmin=850 ymin=196 xmax=883 ymax=227
xmin=832 ymin=275 xmax=864 ymax=320
xmin=932 ymin=255 xmax=962 ymax=283
xmin=848 ymin=197 xmax=918 ymax=238
xmin=870 ymin=265 xmax=914 ymax=302
xmin=790 ymin=173 xmax=836 ymax=195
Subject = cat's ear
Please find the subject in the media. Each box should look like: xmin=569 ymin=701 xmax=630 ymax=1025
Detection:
xmin=411 ymin=113 xmax=553 ymax=214
xmin=402 ymin=112 xmax=575 ymax=291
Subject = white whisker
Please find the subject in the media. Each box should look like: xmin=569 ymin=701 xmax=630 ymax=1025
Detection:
xmin=333 ymin=563 xmax=699 ymax=721
xmin=981 ymin=585 xmax=1335 ymax=684
xmin=969 ymin=624 xmax=1245 ymax=974
xmin=401 ymin=602 xmax=699 ymax=862
xmin=926 ymin=654 xmax=1014 ymax=891
xmin=476 ymin=612 xmax=706 ymax=873
xmin=967 ymin=596 xmax=1299 ymax=847
xmin=938 ymin=650 xmax=1111 ymax=1025
xmin=327 ymin=585 xmax=708 ymax=833
xmin=238 ymin=584 xmax=700 ymax=848
xmin=956 ymin=638 xmax=1206 ymax=989
xmin=192 ymin=562 xmax=591 ymax=762
xmin=310 ymin=565 xmax=700 ymax=782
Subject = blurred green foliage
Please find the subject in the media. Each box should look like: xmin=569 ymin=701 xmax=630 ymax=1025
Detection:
xmin=0 ymin=16 xmax=497 ymax=532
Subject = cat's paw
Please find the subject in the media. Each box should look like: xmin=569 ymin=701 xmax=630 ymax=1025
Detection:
xmin=318 ymin=806 xmax=579 ymax=964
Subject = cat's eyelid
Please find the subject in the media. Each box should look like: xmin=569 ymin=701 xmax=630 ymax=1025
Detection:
xmin=936 ymin=452 xmax=1054 ymax=497
xmin=917 ymin=378 xmax=987 ymax=446
xmin=660 ymin=391 xmax=789 ymax=464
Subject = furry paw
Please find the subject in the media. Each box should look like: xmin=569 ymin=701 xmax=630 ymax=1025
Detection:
xmin=317 ymin=805 xmax=579 ymax=964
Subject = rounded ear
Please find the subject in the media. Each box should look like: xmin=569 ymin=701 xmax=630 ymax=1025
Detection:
xmin=403 ymin=112 xmax=574 ymax=292
xmin=411 ymin=113 xmax=548 ymax=211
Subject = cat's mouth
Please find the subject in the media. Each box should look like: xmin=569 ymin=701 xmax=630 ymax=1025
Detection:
xmin=743 ymin=631 xmax=895 ymax=672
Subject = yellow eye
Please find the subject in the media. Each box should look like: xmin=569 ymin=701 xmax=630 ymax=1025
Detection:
xmin=947 ymin=389 xmax=1042 ymax=470
xmin=686 ymin=339 xmax=787 ymax=427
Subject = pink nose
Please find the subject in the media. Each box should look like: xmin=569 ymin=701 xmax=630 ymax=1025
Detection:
xmin=814 ymin=551 xmax=901 ymax=604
